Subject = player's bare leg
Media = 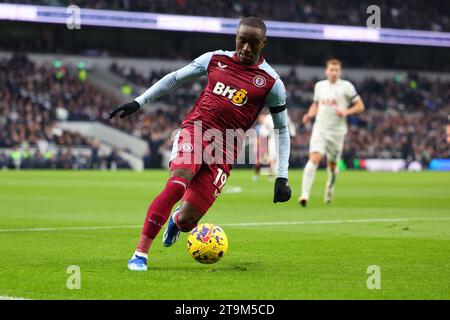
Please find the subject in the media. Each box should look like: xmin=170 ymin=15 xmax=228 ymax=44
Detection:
xmin=174 ymin=201 xmax=204 ymax=232
xmin=300 ymin=152 xmax=322 ymax=207
xmin=128 ymin=168 xmax=193 ymax=271
xmin=324 ymin=161 xmax=337 ymax=204
xmin=163 ymin=200 xmax=204 ymax=247
xmin=253 ymin=162 xmax=261 ymax=181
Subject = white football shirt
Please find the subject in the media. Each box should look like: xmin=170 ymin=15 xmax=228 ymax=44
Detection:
xmin=313 ymin=79 xmax=360 ymax=134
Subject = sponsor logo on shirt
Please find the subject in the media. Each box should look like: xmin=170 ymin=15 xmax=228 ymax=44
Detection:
xmin=319 ymin=99 xmax=338 ymax=108
xmin=217 ymin=62 xmax=228 ymax=69
xmin=213 ymin=81 xmax=248 ymax=106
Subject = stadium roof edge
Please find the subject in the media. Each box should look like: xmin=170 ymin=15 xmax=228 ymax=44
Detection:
xmin=0 ymin=4 xmax=449 ymax=47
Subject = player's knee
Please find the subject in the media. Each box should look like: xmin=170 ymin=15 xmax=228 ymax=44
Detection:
xmin=309 ymin=153 xmax=322 ymax=165
xmin=328 ymin=161 xmax=337 ymax=171
xmin=175 ymin=202 xmax=204 ymax=232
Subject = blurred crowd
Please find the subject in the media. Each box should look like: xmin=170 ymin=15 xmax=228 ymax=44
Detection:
xmin=0 ymin=146 xmax=131 ymax=170
xmin=0 ymin=54 xmax=131 ymax=169
xmin=111 ymin=62 xmax=449 ymax=168
xmin=1 ymin=54 xmax=448 ymax=170
xmin=7 ymin=0 xmax=450 ymax=31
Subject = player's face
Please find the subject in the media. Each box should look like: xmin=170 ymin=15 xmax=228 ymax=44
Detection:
xmin=236 ymin=25 xmax=266 ymax=65
xmin=325 ymin=63 xmax=342 ymax=83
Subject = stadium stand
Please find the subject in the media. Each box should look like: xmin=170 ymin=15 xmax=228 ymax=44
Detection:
xmin=110 ymin=61 xmax=449 ymax=168
xmin=5 ymin=0 xmax=450 ymax=31
xmin=0 ymin=54 xmax=131 ymax=169
xmin=1 ymin=53 xmax=448 ymax=170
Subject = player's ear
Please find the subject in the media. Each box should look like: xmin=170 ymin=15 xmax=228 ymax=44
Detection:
xmin=262 ymin=37 xmax=267 ymax=48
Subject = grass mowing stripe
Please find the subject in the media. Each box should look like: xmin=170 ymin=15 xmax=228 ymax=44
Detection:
xmin=1 ymin=217 xmax=449 ymax=233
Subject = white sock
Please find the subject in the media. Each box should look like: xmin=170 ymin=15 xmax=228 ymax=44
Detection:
xmin=133 ymin=251 xmax=148 ymax=259
xmin=327 ymin=167 xmax=337 ymax=188
xmin=301 ymin=161 xmax=318 ymax=199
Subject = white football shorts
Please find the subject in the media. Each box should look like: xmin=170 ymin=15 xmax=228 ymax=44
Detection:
xmin=309 ymin=127 xmax=345 ymax=163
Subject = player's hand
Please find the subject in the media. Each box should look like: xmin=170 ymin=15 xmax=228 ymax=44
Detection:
xmin=273 ymin=178 xmax=292 ymax=203
xmin=302 ymin=114 xmax=312 ymax=124
xmin=109 ymin=101 xmax=140 ymax=119
xmin=336 ymin=109 xmax=348 ymax=117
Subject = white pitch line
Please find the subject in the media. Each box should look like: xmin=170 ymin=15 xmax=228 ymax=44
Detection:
xmin=221 ymin=217 xmax=450 ymax=227
xmin=0 ymin=217 xmax=449 ymax=233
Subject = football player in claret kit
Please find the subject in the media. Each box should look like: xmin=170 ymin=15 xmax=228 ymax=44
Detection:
xmin=300 ymin=59 xmax=365 ymax=206
xmin=109 ymin=17 xmax=292 ymax=271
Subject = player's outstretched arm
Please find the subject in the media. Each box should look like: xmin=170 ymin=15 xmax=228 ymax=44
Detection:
xmin=271 ymin=108 xmax=292 ymax=203
xmin=266 ymin=78 xmax=291 ymax=203
xmin=109 ymin=52 xmax=213 ymax=119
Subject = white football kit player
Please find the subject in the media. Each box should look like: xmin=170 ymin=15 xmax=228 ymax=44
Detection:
xmin=300 ymin=78 xmax=362 ymax=206
xmin=309 ymin=79 xmax=360 ymax=162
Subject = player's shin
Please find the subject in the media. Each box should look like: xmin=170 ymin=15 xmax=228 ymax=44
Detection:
xmin=136 ymin=177 xmax=188 ymax=254
xmin=324 ymin=166 xmax=337 ymax=204
xmin=301 ymin=160 xmax=318 ymax=200
xmin=327 ymin=166 xmax=337 ymax=188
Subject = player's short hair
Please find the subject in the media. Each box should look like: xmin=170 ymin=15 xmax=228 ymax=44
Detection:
xmin=239 ymin=16 xmax=266 ymax=36
xmin=326 ymin=58 xmax=342 ymax=67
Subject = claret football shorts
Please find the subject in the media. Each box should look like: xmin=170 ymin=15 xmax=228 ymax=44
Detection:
xmin=169 ymin=126 xmax=232 ymax=214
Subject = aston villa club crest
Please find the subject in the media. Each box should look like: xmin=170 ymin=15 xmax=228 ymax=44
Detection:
xmin=253 ymin=75 xmax=266 ymax=88
xmin=179 ymin=143 xmax=193 ymax=153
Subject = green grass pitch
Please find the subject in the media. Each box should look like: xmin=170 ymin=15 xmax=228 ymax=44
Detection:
xmin=0 ymin=170 xmax=449 ymax=300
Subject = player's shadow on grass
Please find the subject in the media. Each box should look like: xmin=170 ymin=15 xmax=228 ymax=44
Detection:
xmin=148 ymin=261 xmax=264 ymax=273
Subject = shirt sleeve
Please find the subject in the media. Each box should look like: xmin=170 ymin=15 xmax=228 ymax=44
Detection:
xmin=266 ymin=78 xmax=287 ymax=108
xmin=313 ymin=82 xmax=319 ymax=103
xmin=135 ymin=52 xmax=213 ymax=106
xmin=346 ymin=81 xmax=360 ymax=103
xmin=186 ymin=51 xmax=214 ymax=76
xmin=271 ymin=109 xmax=290 ymax=179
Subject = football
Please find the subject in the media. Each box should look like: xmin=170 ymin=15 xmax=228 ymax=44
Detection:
xmin=187 ymin=223 xmax=228 ymax=264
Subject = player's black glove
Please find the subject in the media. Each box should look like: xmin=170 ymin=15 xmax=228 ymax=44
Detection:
xmin=273 ymin=177 xmax=292 ymax=203
xmin=109 ymin=101 xmax=140 ymax=119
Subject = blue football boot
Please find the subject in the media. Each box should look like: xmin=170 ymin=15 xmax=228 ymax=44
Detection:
xmin=128 ymin=252 xmax=148 ymax=271
xmin=162 ymin=206 xmax=181 ymax=247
